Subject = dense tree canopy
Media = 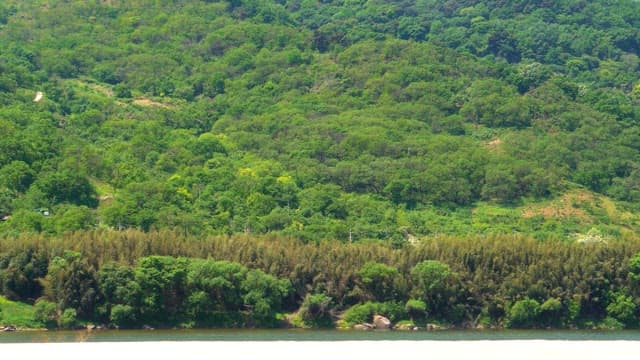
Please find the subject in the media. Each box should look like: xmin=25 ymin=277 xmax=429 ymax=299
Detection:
xmin=3 ymin=0 xmax=640 ymax=330
xmin=1 ymin=231 xmax=640 ymax=329
xmin=0 ymin=1 xmax=640 ymax=242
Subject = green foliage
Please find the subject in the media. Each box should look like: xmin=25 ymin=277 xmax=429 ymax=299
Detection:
xmin=185 ymin=259 xmax=248 ymax=326
xmin=0 ymin=161 xmax=34 ymax=193
xmin=31 ymin=170 xmax=98 ymax=208
xmin=506 ymin=298 xmax=541 ymax=328
xmin=600 ymin=316 xmax=625 ymax=330
xmin=242 ymin=269 xmax=291 ymax=326
xmin=0 ymin=247 xmax=48 ymax=301
xmin=342 ymin=301 xmax=406 ymax=326
xmin=0 ymin=0 xmax=637 ymax=240
xmin=114 ymin=84 xmax=132 ymax=98
xmin=0 ymin=231 xmax=639 ymax=329
xmin=134 ymin=256 xmax=189 ymax=324
xmin=629 ymin=252 xmax=640 ymax=283
xmin=606 ymin=292 xmax=636 ymax=327
xmin=33 ymin=299 xmax=57 ymax=329
xmin=58 ymin=308 xmax=78 ymax=329
xmin=2 ymin=0 xmax=640 ymax=329
xmin=411 ymin=260 xmax=453 ymax=294
xmin=110 ymin=304 xmax=136 ymax=328
xmin=41 ymin=251 xmax=98 ymax=319
xmin=540 ymin=297 xmax=563 ymax=326
xmin=410 ymin=260 xmax=456 ymax=317
xmin=298 ymin=293 xmax=333 ymax=328
xmin=357 ymin=262 xmax=401 ymax=302
xmin=0 ymin=295 xmax=42 ymax=329
xmin=405 ymin=299 xmax=427 ymax=321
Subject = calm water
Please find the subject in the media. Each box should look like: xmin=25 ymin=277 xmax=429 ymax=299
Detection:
xmin=2 ymin=329 xmax=640 ymax=343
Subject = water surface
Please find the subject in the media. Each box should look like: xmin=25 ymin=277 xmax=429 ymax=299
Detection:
xmin=3 ymin=328 xmax=640 ymax=343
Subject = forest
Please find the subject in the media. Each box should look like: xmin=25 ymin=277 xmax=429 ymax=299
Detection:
xmin=2 ymin=0 xmax=640 ymax=329
xmin=2 ymin=231 xmax=640 ymax=330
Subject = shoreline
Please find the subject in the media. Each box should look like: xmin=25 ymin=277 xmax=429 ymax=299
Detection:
xmin=2 ymin=340 xmax=640 ymax=360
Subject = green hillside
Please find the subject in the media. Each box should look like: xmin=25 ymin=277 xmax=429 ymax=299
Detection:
xmin=1 ymin=0 xmax=640 ymax=243
xmin=3 ymin=0 xmax=640 ymax=330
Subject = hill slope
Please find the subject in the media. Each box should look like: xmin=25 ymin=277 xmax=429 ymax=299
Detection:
xmin=1 ymin=0 xmax=640 ymax=241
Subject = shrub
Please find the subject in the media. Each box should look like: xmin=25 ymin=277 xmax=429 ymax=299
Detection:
xmin=410 ymin=260 xmax=455 ymax=317
xmin=405 ymin=299 xmax=427 ymax=320
xmin=506 ymin=298 xmax=540 ymax=328
xmin=540 ymin=297 xmax=563 ymax=326
xmin=58 ymin=308 xmax=77 ymax=329
xmin=342 ymin=301 xmax=406 ymax=326
xmin=358 ymin=262 xmax=400 ymax=302
xmin=110 ymin=304 xmax=137 ymax=328
xmin=606 ymin=292 xmax=636 ymax=327
xmin=114 ymin=84 xmax=132 ymax=98
xmin=629 ymin=252 xmax=640 ymax=283
xmin=33 ymin=299 xmax=57 ymax=328
xmin=343 ymin=303 xmax=372 ymax=325
xmin=298 ymin=293 xmax=333 ymax=328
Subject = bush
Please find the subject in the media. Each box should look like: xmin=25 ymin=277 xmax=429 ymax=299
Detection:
xmin=540 ymin=297 xmax=563 ymax=326
xmin=410 ymin=260 xmax=455 ymax=316
xmin=33 ymin=299 xmax=57 ymax=328
xmin=58 ymin=308 xmax=77 ymax=329
xmin=600 ymin=316 xmax=624 ymax=330
xmin=114 ymin=84 xmax=132 ymax=98
xmin=405 ymin=299 xmax=427 ymax=320
xmin=110 ymin=304 xmax=137 ymax=328
xmin=606 ymin=292 xmax=636 ymax=327
xmin=629 ymin=252 xmax=640 ymax=283
xmin=358 ymin=262 xmax=400 ymax=302
xmin=342 ymin=303 xmax=372 ymax=325
xmin=506 ymin=298 xmax=540 ymax=328
xmin=298 ymin=293 xmax=333 ymax=328
xmin=410 ymin=260 xmax=454 ymax=298
xmin=342 ymin=301 xmax=406 ymax=326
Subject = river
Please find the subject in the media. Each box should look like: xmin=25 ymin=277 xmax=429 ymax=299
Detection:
xmin=2 ymin=329 xmax=640 ymax=359
xmin=2 ymin=328 xmax=640 ymax=342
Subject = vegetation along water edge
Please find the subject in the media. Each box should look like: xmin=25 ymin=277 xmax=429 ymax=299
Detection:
xmin=2 ymin=231 xmax=640 ymax=331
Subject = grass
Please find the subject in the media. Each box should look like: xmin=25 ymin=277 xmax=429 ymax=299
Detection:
xmin=0 ymin=296 xmax=43 ymax=329
xmin=66 ymin=78 xmax=114 ymax=98
xmin=90 ymin=177 xmax=115 ymax=198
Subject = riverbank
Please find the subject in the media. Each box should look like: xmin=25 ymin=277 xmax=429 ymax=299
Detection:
xmin=3 ymin=234 xmax=640 ymax=330
xmin=2 ymin=341 xmax=640 ymax=360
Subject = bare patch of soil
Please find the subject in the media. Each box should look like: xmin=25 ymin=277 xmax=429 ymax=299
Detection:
xmin=133 ymin=98 xmax=174 ymax=109
xmin=521 ymin=190 xmax=592 ymax=221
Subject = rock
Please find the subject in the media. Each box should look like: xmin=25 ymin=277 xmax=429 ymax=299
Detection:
xmin=353 ymin=323 xmax=374 ymax=330
xmin=425 ymin=323 xmax=444 ymax=331
xmin=142 ymin=325 xmax=155 ymax=330
xmin=2 ymin=325 xmax=17 ymax=332
xmin=373 ymin=315 xmax=391 ymax=330
xmin=86 ymin=324 xmax=97 ymax=331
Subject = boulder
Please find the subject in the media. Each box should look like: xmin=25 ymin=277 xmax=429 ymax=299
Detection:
xmin=373 ymin=315 xmax=391 ymax=330
xmin=2 ymin=325 xmax=17 ymax=332
xmin=353 ymin=323 xmax=374 ymax=331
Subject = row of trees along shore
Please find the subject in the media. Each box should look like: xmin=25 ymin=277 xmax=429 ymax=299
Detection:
xmin=2 ymin=230 xmax=640 ymax=330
